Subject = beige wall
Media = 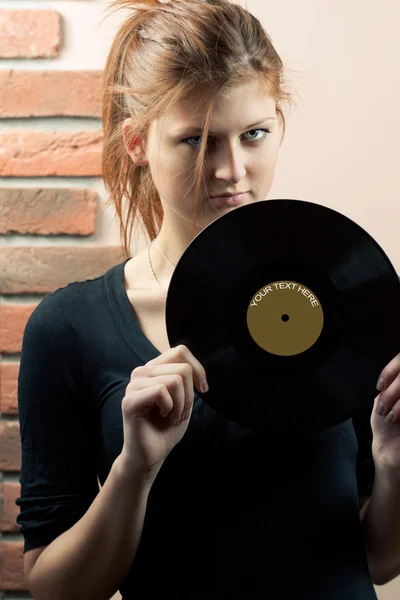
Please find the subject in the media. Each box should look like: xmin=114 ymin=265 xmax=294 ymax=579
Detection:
xmin=4 ymin=0 xmax=397 ymax=597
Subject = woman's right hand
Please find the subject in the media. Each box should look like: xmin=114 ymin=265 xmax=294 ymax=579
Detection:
xmin=119 ymin=345 xmax=208 ymax=481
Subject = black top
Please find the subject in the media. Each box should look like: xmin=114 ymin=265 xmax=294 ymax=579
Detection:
xmin=16 ymin=259 xmax=378 ymax=599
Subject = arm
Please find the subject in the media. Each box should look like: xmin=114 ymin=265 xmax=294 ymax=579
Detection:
xmin=360 ymin=351 xmax=400 ymax=585
xmin=28 ymin=456 xmax=153 ymax=600
xmin=360 ymin=468 xmax=400 ymax=585
xmin=16 ymin=296 xmax=153 ymax=599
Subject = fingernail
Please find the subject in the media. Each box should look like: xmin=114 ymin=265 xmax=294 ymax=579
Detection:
xmin=385 ymin=411 xmax=395 ymax=424
xmin=377 ymin=377 xmax=385 ymax=391
xmin=201 ymin=380 xmax=209 ymax=393
xmin=376 ymin=402 xmax=386 ymax=416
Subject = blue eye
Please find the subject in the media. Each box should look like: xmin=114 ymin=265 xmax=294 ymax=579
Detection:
xmin=184 ymin=136 xmax=204 ymax=148
xmin=243 ymin=129 xmax=270 ymax=141
xmin=183 ymin=128 xmax=270 ymax=148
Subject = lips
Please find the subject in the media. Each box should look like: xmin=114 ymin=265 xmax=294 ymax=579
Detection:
xmin=211 ymin=192 xmax=246 ymax=197
xmin=209 ymin=192 xmax=247 ymax=206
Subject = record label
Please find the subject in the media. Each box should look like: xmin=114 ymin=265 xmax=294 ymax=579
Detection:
xmin=247 ymin=280 xmax=324 ymax=356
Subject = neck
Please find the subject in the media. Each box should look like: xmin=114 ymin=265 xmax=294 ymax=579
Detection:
xmin=149 ymin=210 xmax=203 ymax=290
xmin=155 ymin=223 xmax=202 ymax=268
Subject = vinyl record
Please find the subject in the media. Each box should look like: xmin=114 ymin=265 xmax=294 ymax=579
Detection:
xmin=165 ymin=199 xmax=400 ymax=431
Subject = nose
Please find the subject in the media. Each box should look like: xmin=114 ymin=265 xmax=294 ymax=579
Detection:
xmin=212 ymin=141 xmax=246 ymax=184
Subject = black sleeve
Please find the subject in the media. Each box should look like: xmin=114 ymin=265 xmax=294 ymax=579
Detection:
xmin=352 ymin=400 xmax=375 ymax=499
xmin=15 ymin=293 xmax=99 ymax=553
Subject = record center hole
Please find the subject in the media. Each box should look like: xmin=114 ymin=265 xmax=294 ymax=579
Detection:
xmin=281 ymin=314 xmax=289 ymax=322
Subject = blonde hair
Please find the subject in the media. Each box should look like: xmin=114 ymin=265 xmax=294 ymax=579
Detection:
xmin=101 ymin=0 xmax=294 ymax=256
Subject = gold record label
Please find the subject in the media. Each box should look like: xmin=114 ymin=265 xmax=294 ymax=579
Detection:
xmin=246 ymin=280 xmax=324 ymax=356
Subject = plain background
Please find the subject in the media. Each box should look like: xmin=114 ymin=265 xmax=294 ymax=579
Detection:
xmin=1 ymin=1 xmax=399 ymax=598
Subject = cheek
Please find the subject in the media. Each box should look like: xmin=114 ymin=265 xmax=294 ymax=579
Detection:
xmin=149 ymin=153 xmax=195 ymax=202
xmin=155 ymin=147 xmax=192 ymax=180
xmin=252 ymin=156 xmax=277 ymax=182
xmin=259 ymin=142 xmax=280 ymax=176
xmin=148 ymin=153 xmax=177 ymax=189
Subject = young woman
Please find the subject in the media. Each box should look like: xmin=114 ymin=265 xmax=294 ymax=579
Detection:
xmin=16 ymin=0 xmax=400 ymax=598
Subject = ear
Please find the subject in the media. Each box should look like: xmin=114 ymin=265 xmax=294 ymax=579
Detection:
xmin=122 ymin=118 xmax=148 ymax=166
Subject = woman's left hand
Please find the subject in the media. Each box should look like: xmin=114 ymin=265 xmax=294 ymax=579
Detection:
xmin=371 ymin=352 xmax=400 ymax=477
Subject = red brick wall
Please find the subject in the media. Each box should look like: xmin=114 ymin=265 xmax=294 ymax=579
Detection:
xmin=0 ymin=6 xmax=125 ymax=595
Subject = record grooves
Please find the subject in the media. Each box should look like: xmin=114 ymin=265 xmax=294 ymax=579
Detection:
xmin=166 ymin=199 xmax=400 ymax=431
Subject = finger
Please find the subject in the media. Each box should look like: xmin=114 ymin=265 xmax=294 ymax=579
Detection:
xmin=123 ymin=384 xmax=173 ymax=419
xmin=132 ymin=374 xmax=186 ymax=424
xmin=378 ymin=397 xmax=400 ymax=425
xmin=147 ymin=345 xmax=208 ymax=393
xmin=135 ymin=363 xmax=194 ymax=421
xmin=376 ymin=352 xmax=400 ymax=391
xmin=375 ymin=373 xmax=400 ymax=417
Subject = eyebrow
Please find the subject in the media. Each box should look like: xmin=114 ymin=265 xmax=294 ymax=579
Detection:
xmin=171 ymin=116 xmax=277 ymax=137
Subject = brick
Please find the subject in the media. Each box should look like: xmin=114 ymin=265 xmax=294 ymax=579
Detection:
xmin=0 ymin=305 xmax=37 ymax=355
xmin=0 ymin=470 xmax=3 ymax=519
xmin=0 ymin=363 xmax=19 ymax=415
xmin=0 ymin=70 xmax=102 ymax=118
xmin=0 ymin=422 xmax=21 ymax=472
xmin=0 ymin=246 xmax=126 ymax=295
xmin=1 ymin=481 xmax=20 ymax=533
xmin=0 ymin=540 xmax=25 ymax=591
xmin=0 ymin=10 xmax=61 ymax=58
xmin=0 ymin=188 xmax=97 ymax=235
xmin=0 ymin=131 xmax=103 ymax=177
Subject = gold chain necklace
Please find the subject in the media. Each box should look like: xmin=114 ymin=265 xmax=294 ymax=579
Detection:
xmin=147 ymin=237 xmax=175 ymax=293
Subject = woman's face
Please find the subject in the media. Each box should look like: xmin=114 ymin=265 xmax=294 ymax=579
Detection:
xmin=126 ymin=79 xmax=283 ymax=228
